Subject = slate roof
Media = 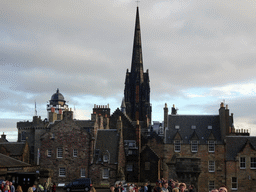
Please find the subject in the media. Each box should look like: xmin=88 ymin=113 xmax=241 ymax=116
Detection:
xmin=226 ymin=136 xmax=256 ymax=161
xmin=0 ymin=142 xmax=26 ymax=156
xmin=166 ymin=115 xmax=224 ymax=144
xmin=75 ymin=120 xmax=95 ymax=128
xmin=0 ymin=153 xmax=30 ymax=168
xmin=0 ymin=137 xmax=8 ymax=142
xmin=94 ymin=129 xmax=119 ymax=164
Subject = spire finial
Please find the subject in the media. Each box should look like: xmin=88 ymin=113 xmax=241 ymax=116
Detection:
xmin=35 ymin=100 xmax=37 ymax=116
xmin=136 ymin=0 xmax=140 ymax=7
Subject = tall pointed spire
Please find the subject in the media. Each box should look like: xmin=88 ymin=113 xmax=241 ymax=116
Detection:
xmin=131 ymin=7 xmax=144 ymax=82
xmin=124 ymin=6 xmax=151 ymax=124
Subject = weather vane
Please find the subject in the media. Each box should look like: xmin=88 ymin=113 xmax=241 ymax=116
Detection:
xmin=136 ymin=0 xmax=140 ymax=6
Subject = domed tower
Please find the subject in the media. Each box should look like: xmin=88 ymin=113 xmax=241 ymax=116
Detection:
xmin=47 ymin=88 xmax=68 ymax=122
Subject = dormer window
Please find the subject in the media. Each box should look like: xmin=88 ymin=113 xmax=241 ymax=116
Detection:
xmin=191 ymin=125 xmax=196 ymax=129
xmin=174 ymin=140 xmax=181 ymax=152
xmin=175 ymin=125 xmax=180 ymax=129
xmin=191 ymin=140 xmax=198 ymax=152
xmin=208 ymin=141 xmax=215 ymax=152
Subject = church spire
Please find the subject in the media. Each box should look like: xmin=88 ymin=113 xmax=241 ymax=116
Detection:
xmin=124 ymin=6 xmax=151 ymax=124
xmin=131 ymin=7 xmax=144 ymax=81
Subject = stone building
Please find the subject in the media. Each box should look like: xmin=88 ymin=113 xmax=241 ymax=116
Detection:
xmin=39 ymin=110 xmax=92 ymax=184
xmin=163 ymin=103 xmax=253 ymax=192
xmin=225 ymin=136 xmax=256 ymax=191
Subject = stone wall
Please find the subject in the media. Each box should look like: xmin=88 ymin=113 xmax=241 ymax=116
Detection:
xmin=40 ymin=118 xmax=90 ymax=184
xmin=164 ymin=143 xmax=225 ymax=192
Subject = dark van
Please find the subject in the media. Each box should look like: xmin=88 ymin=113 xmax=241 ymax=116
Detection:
xmin=63 ymin=178 xmax=92 ymax=192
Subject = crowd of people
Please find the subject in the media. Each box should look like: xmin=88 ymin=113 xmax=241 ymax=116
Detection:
xmin=0 ymin=180 xmax=56 ymax=192
xmin=110 ymin=178 xmax=228 ymax=192
xmin=0 ymin=179 xmax=228 ymax=192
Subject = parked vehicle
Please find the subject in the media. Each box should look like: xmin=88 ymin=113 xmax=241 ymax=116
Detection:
xmin=63 ymin=178 xmax=92 ymax=192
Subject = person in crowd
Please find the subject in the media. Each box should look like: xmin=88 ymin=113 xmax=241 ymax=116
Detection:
xmin=110 ymin=185 xmax=115 ymax=192
xmin=171 ymin=182 xmax=179 ymax=192
xmin=43 ymin=181 xmax=47 ymax=192
xmin=153 ymin=181 xmax=162 ymax=192
xmin=37 ymin=183 xmax=44 ymax=192
xmin=32 ymin=185 xmax=36 ymax=192
xmin=211 ymin=189 xmax=218 ymax=192
xmin=161 ymin=183 xmax=168 ymax=192
xmin=4 ymin=183 xmax=10 ymax=192
xmin=188 ymin=185 xmax=195 ymax=192
xmin=147 ymin=182 xmax=151 ymax=192
xmin=219 ymin=186 xmax=227 ymax=192
xmin=129 ymin=184 xmax=134 ymax=192
xmin=179 ymin=183 xmax=186 ymax=192
xmin=143 ymin=183 xmax=148 ymax=192
xmin=10 ymin=182 xmax=15 ymax=192
xmin=16 ymin=186 xmax=22 ymax=192
xmin=27 ymin=187 xmax=33 ymax=192
xmin=1 ymin=183 xmax=5 ymax=192
xmin=51 ymin=183 xmax=56 ymax=192
xmin=89 ymin=186 xmax=96 ymax=192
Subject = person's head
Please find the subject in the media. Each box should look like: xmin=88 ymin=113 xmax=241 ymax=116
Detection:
xmin=179 ymin=183 xmax=186 ymax=191
xmin=28 ymin=187 xmax=33 ymax=192
xmin=211 ymin=189 xmax=218 ymax=192
xmin=163 ymin=183 xmax=168 ymax=189
xmin=189 ymin=185 xmax=194 ymax=189
xmin=219 ymin=186 xmax=227 ymax=192
xmin=110 ymin=185 xmax=115 ymax=191
xmin=174 ymin=182 xmax=179 ymax=188
xmin=10 ymin=182 xmax=13 ymax=186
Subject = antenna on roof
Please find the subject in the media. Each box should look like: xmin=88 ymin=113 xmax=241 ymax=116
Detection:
xmin=35 ymin=100 xmax=37 ymax=116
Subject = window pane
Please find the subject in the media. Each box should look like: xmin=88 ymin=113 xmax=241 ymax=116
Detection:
xmin=240 ymin=157 xmax=245 ymax=169
xmin=57 ymin=148 xmax=63 ymax=158
xmin=191 ymin=141 xmax=198 ymax=152
xmin=208 ymin=141 xmax=215 ymax=152
xmin=81 ymin=168 xmax=86 ymax=177
xmin=209 ymin=161 xmax=215 ymax=172
xmin=251 ymin=157 xmax=256 ymax=169
xmin=231 ymin=177 xmax=237 ymax=189
xmin=174 ymin=140 xmax=181 ymax=152
xmin=47 ymin=149 xmax=52 ymax=157
xmin=103 ymin=168 xmax=109 ymax=179
xmin=59 ymin=167 xmax=66 ymax=177
xmin=209 ymin=181 xmax=214 ymax=191
xmin=73 ymin=149 xmax=78 ymax=157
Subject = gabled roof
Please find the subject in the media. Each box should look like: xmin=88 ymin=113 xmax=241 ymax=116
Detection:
xmin=141 ymin=145 xmax=160 ymax=159
xmin=166 ymin=115 xmax=223 ymax=144
xmin=94 ymin=129 xmax=119 ymax=164
xmin=0 ymin=137 xmax=8 ymax=142
xmin=190 ymin=131 xmax=199 ymax=140
xmin=0 ymin=153 xmax=30 ymax=168
xmin=110 ymin=108 xmax=136 ymax=140
xmin=207 ymin=131 xmax=216 ymax=140
xmin=0 ymin=142 xmax=26 ymax=156
xmin=226 ymin=136 xmax=256 ymax=161
xmin=173 ymin=131 xmax=182 ymax=140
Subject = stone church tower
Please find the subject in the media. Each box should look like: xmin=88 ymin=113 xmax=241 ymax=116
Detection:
xmin=124 ymin=7 xmax=151 ymax=124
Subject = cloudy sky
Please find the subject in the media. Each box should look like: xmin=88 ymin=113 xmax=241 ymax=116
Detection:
xmin=1 ymin=0 xmax=256 ymax=141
